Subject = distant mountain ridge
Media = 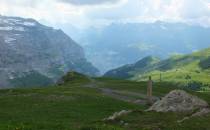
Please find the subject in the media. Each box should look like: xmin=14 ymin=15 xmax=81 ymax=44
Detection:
xmin=69 ymin=22 xmax=210 ymax=73
xmin=104 ymin=48 xmax=210 ymax=90
xmin=0 ymin=15 xmax=99 ymax=88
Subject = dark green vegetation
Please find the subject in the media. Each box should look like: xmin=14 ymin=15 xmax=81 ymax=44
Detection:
xmin=10 ymin=71 xmax=53 ymax=87
xmin=1 ymin=76 xmax=210 ymax=130
xmin=57 ymin=71 xmax=90 ymax=85
xmin=104 ymin=56 xmax=160 ymax=79
xmin=200 ymin=57 xmax=210 ymax=69
xmin=104 ymin=48 xmax=210 ymax=91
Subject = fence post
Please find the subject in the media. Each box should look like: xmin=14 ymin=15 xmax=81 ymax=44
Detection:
xmin=147 ymin=76 xmax=153 ymax=104
xmin=160 ymin=73 xmax=162 ymax=82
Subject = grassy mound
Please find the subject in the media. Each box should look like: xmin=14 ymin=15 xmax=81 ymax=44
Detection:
xmin=57 ymin=71 xmax=90 ymax=85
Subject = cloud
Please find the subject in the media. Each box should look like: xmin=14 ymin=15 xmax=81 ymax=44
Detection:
xmin=0 ymin=0 xmax=210 ymax=28
xmin=59 ymin=0 xmax=121 ymax=5
xmin=179 ymin=0 xmax=210 ymax=18
xmin=87 ymin=0 xmax=210 ymax=26
xmin=0 ymin=0 xmax=86 ymax=25
xmin=87 ymin=0 xmax=140 ymax=20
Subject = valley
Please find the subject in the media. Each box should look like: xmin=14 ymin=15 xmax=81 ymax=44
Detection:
xmin=0 ymin=4 xmax=210 ymax=129
xmin=0 ymin=16 xmax=210 ymax=129
xmin=69 ymin=22 xmax=210 ymax=73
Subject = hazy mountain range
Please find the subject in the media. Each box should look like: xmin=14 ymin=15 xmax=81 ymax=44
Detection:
xmin=0 ymin=15 xmax=99 ymax=88
xmin=1 ymin=15 xmax=210 ymax=88
xmin=66 ymin=22 xmax=210 ymax=73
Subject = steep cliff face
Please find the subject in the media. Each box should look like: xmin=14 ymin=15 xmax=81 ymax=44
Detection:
xmin=0 ymin=16 xmax=99 ymax=88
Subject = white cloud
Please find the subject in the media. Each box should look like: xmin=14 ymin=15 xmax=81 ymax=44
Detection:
xmin=0 ymin=0 xmax=210 ymax=28
xmin=59 ymin=0 xmax=121 ymax=5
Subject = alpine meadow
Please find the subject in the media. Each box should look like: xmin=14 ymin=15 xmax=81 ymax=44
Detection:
xmin=0 ymin=0 xmax=210 ymax=130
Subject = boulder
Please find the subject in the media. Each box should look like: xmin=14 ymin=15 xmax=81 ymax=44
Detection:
xmin=147 ymin=90 xmax=209 ymax=112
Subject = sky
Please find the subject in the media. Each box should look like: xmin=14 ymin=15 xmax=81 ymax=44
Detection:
xmin=0 ymin=0 xmax=210 ymax=28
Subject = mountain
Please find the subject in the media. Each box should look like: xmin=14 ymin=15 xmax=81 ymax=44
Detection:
xmin=104 ymin=48 xmax=210 ymax=90
xmin=104 ymin=56 xmax=160 ymax=79
xmin=68 ymin=22 xmax=210 ymax=73
xmin=0 ymin=15 xmax=99 ymax=88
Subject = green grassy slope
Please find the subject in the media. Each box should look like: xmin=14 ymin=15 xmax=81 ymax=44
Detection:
xmin=104 ymin=48 xmax=210 ymax=91
xmin=57 ymin=71 xmax=91 ymax=85
xmin=1 ymin=77 xmax=210 ymax=130
xmin=104 ymin=56 xmax=160 ymax=79
xmin=96 ymin=79 xmax=210 ymax=130
xmin=133 ymin=48 xmax=210 ymax=91
xmin=0 ymin=78 xmax=140 ymax=130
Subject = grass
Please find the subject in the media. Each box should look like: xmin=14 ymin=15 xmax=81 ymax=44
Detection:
xmin=93 ymin=78 xmax=210 ymax=130
xmin=133 ymin=59 xmax=210 ymax=91
xmin=106 ymin=110 xmax=210 ymax=130
xmin=95 ymin=77 xmax=181 ymax=96
xmin=104 ymin=48 xmax=210 ymax=91
xmin=0 ymin=79 xmax=140 ymax=130
xmin=0 ymin=77 xmax=210 ymax=130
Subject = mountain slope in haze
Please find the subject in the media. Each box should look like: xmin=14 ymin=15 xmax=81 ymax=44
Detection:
xmin=104 ymin=48 xmax=210 ymax=90
xmin=69 ymin=22 xmax=210 ymax=73
xmin=0 ymin=15 xmax=99 ymax=88
xmin=104 ymin=56 xmax=160 ymax=79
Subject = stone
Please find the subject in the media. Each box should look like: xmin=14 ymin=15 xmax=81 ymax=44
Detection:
xmin=103 ymin=110 xmax=132 ymax=122
xmin=147 ymin=90 xmax=209 ymax=112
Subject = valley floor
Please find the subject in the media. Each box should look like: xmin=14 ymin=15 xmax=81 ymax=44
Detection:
xmin=0 ymin=78 xmax=210 ymax=130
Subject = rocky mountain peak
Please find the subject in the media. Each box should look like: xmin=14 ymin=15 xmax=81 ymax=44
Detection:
xmin=0 ymin=16 xmax=99 ymax=88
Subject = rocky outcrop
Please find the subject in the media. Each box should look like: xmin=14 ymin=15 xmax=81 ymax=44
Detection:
xmin=147 ymin=90 xmax=209 ymax=112
xmin=103 ymin=110 xmax=133 ymax=122
xmin=0 ymin=15 xmax=99 ymax=88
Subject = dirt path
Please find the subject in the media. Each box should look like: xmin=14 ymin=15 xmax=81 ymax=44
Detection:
xmin=84 ymin=79 xmax=160 ymax=105
xmin=100 ymin=88 xmax=159 ymax=105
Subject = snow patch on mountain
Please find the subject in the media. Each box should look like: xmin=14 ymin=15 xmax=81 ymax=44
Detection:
xmin=23 ymin=22 xmax=36 ymax=26
xmin=0 ymin=26 xmax=25 ymax=31
xmin=0 ymin=26 xmax=13 ymax=31
xmin=4 ymin=37 xmax=16 ymax=43
xmin=0 ymin=15 xmax=99 ymax=88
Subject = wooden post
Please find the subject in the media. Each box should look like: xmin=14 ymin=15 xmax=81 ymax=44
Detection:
xmin=147 ymin=76 xmax=153 ymax=103
xmin=160 ymin=73 xmax=162 ymax=82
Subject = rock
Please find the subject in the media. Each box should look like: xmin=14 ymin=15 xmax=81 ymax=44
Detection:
xmin=191 ymin=108 xmax=210 ymax=117
xmin=178 ymin=108 xmax=210 ymax=123
xmin=103 ymin=110 xmax=132 ymax=122
xmin=147 ymin=90 xmax=209 ymax=112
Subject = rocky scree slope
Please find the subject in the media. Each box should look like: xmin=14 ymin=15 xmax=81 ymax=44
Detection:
xmin=0 ymin=16 xmax=99 ymax=88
